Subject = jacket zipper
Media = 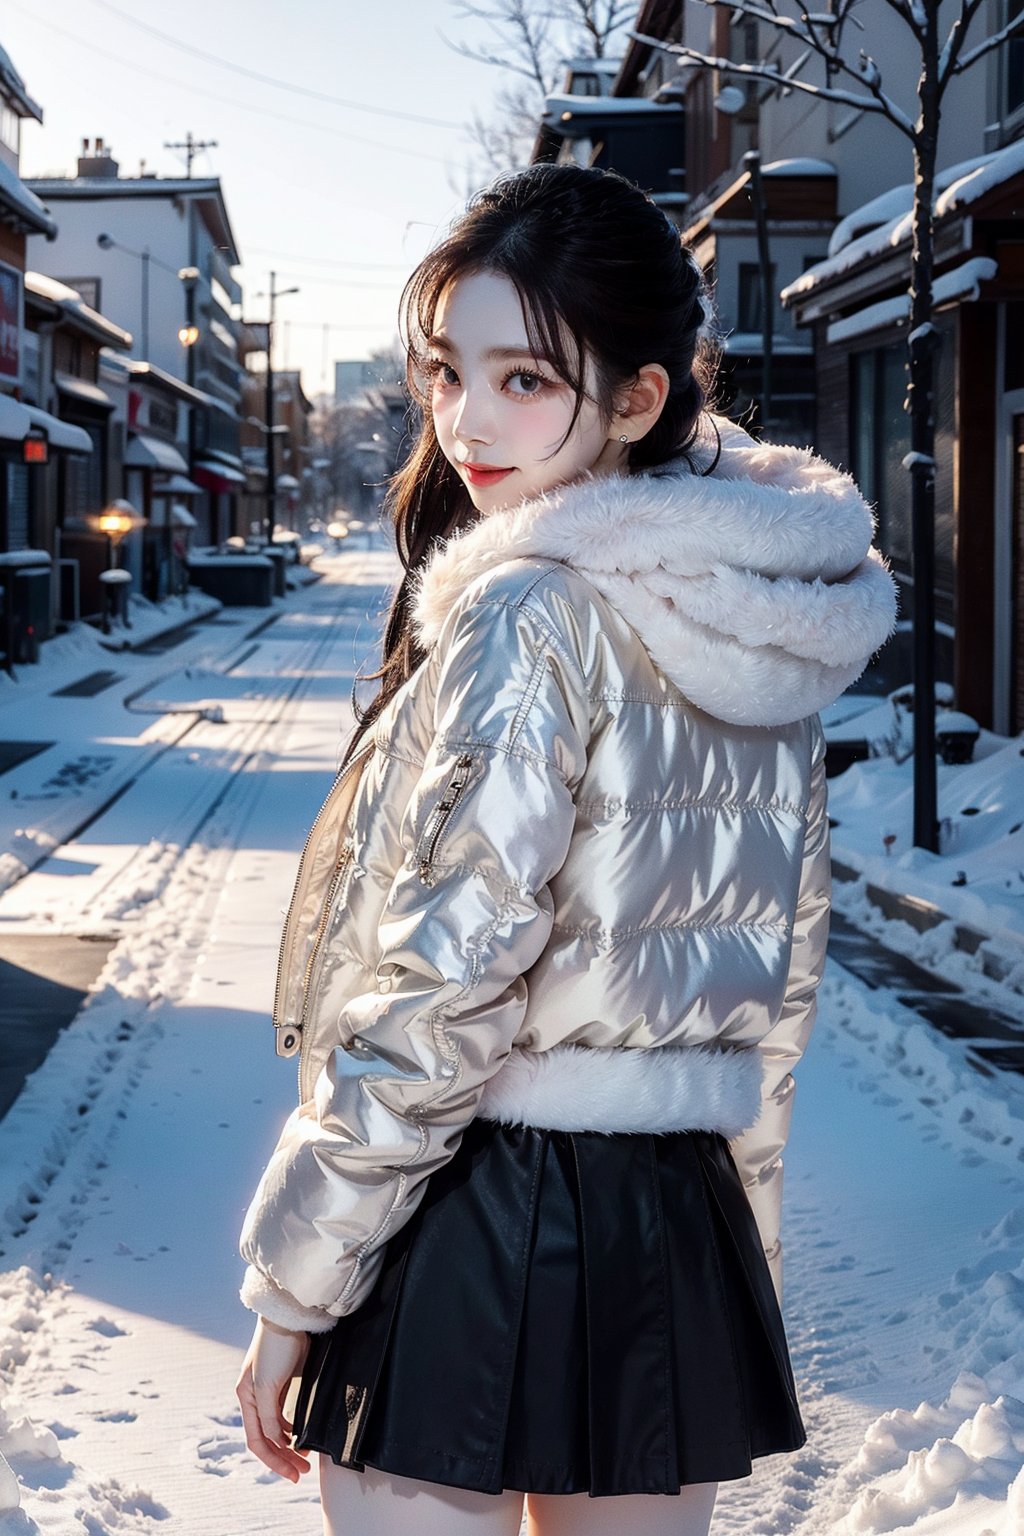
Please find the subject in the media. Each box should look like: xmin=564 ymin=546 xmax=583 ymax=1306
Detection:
xmin=292 ymin=842 xmax=359 ymax=1092
xmin=418 ymin=753 xmax=475 ymax=885
xmin=300 ymin=842 xmax=354 ymax=1019
xmin=273 ymin=741 xmax=374 ymax=1058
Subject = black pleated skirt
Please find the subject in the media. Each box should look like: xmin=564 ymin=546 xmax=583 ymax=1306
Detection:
xmin=291 ymin=1118 xmax=807 ymax=1497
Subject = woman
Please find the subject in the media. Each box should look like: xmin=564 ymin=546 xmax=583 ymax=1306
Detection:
xmin=235 ymin=163 xmax=898 ymax=1535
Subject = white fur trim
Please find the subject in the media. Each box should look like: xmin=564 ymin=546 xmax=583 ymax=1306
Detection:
xmin=411 ymin=414 xmax=899 ymax=727
xmin=475 ymin=1042 xmax=765 ymax=1137
xmin=239 ymin=1265 xmax=337 ymax=1334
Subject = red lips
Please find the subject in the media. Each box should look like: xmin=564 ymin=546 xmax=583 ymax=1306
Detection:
xmin=463 ymin=463 xmax=514 ymax=487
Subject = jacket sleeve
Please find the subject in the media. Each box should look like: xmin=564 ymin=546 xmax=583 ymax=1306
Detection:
xmin=239 ymin=584 xmax=590 ymax=1331
xmin=726 ymin=714 xmax=831 ymax=1309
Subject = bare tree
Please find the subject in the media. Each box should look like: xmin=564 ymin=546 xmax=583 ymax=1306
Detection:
xmin=442 ymin=0 xmax=639 ymax=180
xmin=632 ymin=0 xmax=1020 ymax=854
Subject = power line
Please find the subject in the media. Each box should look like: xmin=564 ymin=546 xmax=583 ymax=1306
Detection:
xmin=8 ymin=1 xmax=458 ymax=171
xmin=267 ymin=272 xmax=405 ymax=291
xmin=86 ymin=0 xmax=465 ymax=131
xmin=245 ymin=246 xmax=411 ymax=272
xmin=273 ymin=319 xmax=400 ymax=331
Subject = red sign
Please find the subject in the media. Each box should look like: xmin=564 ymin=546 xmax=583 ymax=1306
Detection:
xmin=0 ymin=262 xmax=22 ymax=385
xmin=23 ymin=436 xmax=48 ymax=464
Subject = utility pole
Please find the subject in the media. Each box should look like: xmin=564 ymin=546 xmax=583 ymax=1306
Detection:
xmin=163 ymin=131 xmax=218 ymax=178
xmin=263 ymin=272 xmax=300 ymax=544
xmin=743 ymin=150 xmax=773 ymax=438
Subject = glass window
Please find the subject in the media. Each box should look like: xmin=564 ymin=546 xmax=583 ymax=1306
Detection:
xmin=6 ymin=462 xmax=29 ymax=549
xmin=1007 ymin=0 xmax=1024 ymax=118
xmin=738 ymin=262 xmax=776 ymax=331
xmin=0 ymin=104 xmax=19 ymax=154
xmin=63 ymin=420 xmax=106 ymax=523
xmin=879 ymin=344 xmax=912 ymax=572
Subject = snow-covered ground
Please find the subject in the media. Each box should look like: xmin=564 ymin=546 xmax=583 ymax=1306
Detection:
xmin=1 ymin=549 xmax=1023 ymax=1534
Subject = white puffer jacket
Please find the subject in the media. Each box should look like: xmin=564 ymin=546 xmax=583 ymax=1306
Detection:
xmin=239 ymin=414 xmax=898 ymax=1331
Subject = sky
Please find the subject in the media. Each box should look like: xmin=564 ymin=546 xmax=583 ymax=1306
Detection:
xmin=2 ymin=0 xmax=521 ymax=397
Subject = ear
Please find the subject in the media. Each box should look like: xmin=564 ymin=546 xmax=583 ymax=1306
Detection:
xmin=611 ymin=364 xmax=671 ymax=444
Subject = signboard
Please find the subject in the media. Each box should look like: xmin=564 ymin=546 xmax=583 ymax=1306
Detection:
xmin=0 ymin=261 xmax=23 ymax=386
xmin=23 ymin=436 xmax=48 ymax=465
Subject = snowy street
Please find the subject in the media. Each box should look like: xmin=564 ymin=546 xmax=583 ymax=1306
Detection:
xmin=2 ymin=550 xmax=1024 ymax=1535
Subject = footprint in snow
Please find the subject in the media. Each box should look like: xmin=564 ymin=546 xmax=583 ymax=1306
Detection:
xmin=197 ymin=1431 xmax=264 ymax=1478
xmin=86 ymin=1317 xmax=129 ymax=1338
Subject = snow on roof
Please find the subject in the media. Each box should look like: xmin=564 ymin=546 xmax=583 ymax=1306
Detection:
xmin=562 ymin=54 xmax=620 ymax=73
xmin=26 ymin=271 xmax=132 ymax=348
xmin=761 ymin=158 xmax=837 ymax=178
xmin=824 ymin=256 xmax=998 ymax=345
xmin=543 ymin=93 xmax=681 ymax=119
xmin=0 ymin=159 xmax=56 ymax=238
xmin=0 ymin=41 xmax=42 ymax=122
xmin=719 ymin=330 xmax=814 ymax=355
xmin=935 ymin=137 xmax=1024 ymax=218
xmin=783 ymin=141 xmax=1024 ymax=305
xmin=825 ymin=185 xmax=914 ymax=258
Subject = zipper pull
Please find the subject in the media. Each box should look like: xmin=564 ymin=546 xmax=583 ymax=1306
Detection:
xmin=418 ymin=754 xmax=475 ymax=885
xmin=276 ymin=1022 xmax=302 ymax=1058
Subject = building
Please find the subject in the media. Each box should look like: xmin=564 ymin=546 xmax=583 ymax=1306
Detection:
xmin=22 ymin=271 xmax=133 ymax=629
xmin=240 ymin=366 xmax=313 ymax=537
xmin=335 ymin=358 xmax=393 ymax=404
xmin=529 ymin=2 xmax=1023 ymax=730
xmin=782 ymin=142 xmax=1024 ymax=735
xmin=0 ymin=44 xmax=136 ymax=660
xmin=26 ymin=141 xmax=246 ymax=547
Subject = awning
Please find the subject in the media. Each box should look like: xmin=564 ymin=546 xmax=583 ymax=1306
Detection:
xmin=0 ymin=158 xmax=56 ymax=238
xmin=276 ymin=473 xmax=300 ymax=491
xmin=24 ymin=407 xmax=93 ymax=453
xmin=197 ymin=447 xmax=245 ymax=474
xmin=0 ymin=395 xmax=33 ymax=443
xmin=152 ymin=473 xmax=204 ymax=497
xmin=54 ymin=372 xmax=116 ymax=410
xmin=125 ymin=432 xmax=190 ymax=474
xmin=0 ymin=395 xmax=93 ymax=453
xmin=195 ymin=458 xmax=246 ymax=487
xmin=147 ymin=501 xmax=199 ymax=528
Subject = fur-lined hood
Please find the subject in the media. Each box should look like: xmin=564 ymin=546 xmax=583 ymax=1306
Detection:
xmin=412 ymin=413 xmax=899 ymax=727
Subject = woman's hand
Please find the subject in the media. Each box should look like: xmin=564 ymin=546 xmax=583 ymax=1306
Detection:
xmin=235 ymin=1316 xmax=312 ymax=1482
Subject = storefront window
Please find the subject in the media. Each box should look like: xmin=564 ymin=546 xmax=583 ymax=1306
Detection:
xmin=850 ymin=323 xmax=956 ymax=684
xmin=1007 ymin=0 xmax=1024 ymax=120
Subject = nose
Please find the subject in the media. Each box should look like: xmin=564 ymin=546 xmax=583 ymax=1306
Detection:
xmin=451 ymin=376 xmax=497 ymax=449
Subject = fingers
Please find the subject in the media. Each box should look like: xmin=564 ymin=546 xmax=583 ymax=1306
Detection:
xmin=235 ymin=1365 xmax=311 ymax=1482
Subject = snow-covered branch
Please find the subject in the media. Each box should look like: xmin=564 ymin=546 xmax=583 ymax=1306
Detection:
xmin=629 ymin=32 xmax=916 ymax=137
xmin=944 ymin=0 xmax=1023 ymax=81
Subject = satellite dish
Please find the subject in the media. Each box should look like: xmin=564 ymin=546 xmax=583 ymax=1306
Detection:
xmin=714 ymin=85 xmax=746 ymax=115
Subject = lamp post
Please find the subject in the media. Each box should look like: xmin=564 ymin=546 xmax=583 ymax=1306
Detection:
xmin=96 ymin=500 xmax=146 ymax=633
xmin=254 ymin=274 xmax=299 ymax=545
xmin=97 ymin=233 xmax=187 ymax=362
xmin=742 ymin=150 xmax=774 ymax=437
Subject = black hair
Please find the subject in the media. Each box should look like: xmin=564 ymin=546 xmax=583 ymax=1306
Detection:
xmin=352 ymin=163 xmax=722 ymax=746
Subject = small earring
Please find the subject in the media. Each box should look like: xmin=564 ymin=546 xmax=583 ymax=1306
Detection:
xmin=619 ymin=434 xmax=629 ymax=444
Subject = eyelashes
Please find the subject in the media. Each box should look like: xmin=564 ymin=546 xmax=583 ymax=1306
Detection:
xmin=422 ymin=356 xmax=553 ymax=398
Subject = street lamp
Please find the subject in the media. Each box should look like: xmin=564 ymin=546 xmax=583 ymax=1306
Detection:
xmin=252 ymin=273 xmax=300 ymax=544
xmin=93 ymin=499 xmax=146 ymax=633
xmin=97 ymin=233 xmax=188 ymax=362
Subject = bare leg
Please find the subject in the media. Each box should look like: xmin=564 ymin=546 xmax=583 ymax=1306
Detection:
xmin=320 ymin=1457 xmax=527 ymax=1536
xmin=525 ymin=1482 xmax=718 ymax=1536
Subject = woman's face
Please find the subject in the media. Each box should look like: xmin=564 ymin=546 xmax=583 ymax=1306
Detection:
xmin=426 ymin=269 xmax=624 ymax=512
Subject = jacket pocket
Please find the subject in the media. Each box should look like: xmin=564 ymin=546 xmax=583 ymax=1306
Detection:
xmin=415 ymin=753 xmax=476 ymax=886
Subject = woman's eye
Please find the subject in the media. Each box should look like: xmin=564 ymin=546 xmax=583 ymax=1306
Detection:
xmin=425 ymin=358 xmax=458 ymax=386
xmin=505 ymin=369 xmax=547 ymax=396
